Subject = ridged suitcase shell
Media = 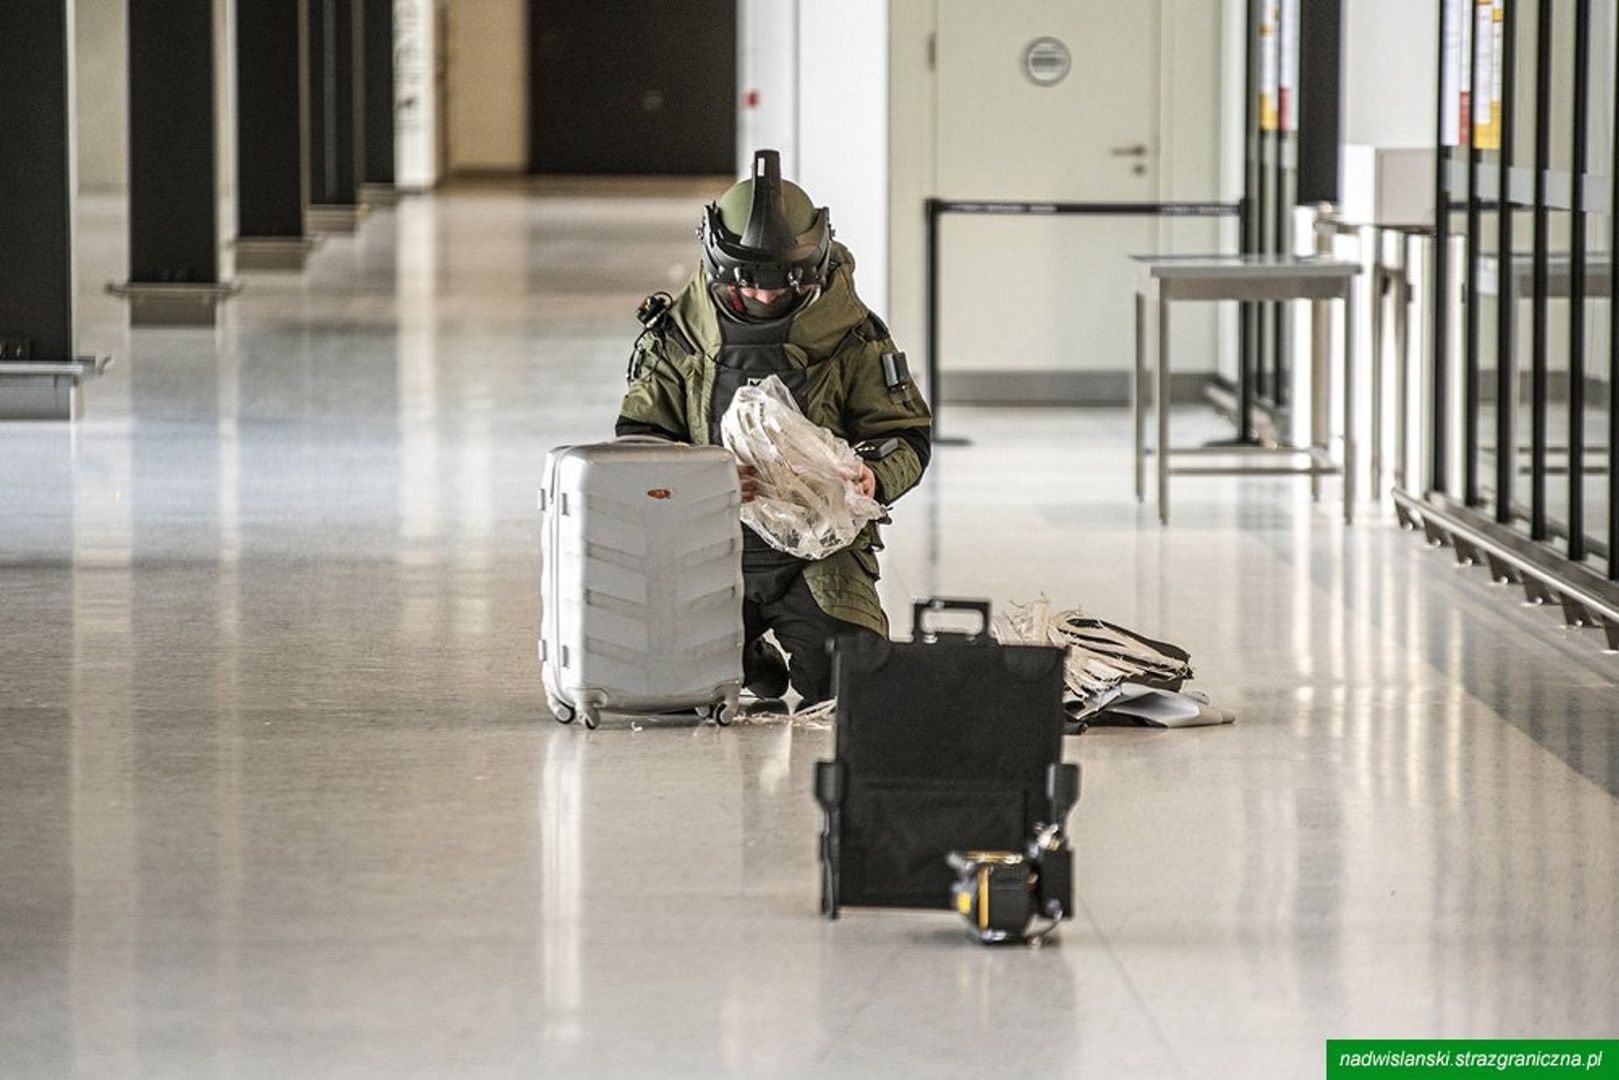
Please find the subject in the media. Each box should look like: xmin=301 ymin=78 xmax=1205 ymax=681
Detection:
xmin=539 ymin=439 xmax=744 ymax=726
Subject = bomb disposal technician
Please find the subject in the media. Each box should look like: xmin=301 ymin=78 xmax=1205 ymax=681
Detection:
xmin=614 ymin=150 xmax=933 ymax=707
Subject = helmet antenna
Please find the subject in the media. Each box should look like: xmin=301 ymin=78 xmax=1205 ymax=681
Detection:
xmin=740 ymin=149 xmax=797 ymax=251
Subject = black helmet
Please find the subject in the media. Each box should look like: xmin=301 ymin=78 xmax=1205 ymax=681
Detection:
xmin=700 ymin=149 xmax=833 ymax=292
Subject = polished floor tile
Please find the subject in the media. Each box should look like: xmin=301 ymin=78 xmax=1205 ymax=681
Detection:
xmin=2 ymin=187 xmax=1617 ymax=1079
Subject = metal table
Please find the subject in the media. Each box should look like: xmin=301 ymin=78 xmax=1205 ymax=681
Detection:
xmin=1133 ymin=254 xmax=1362 ymax=524
xmin=0 ymin=356 xmax=112 ymax=421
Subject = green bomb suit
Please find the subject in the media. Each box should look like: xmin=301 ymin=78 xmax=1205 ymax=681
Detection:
xmin=616 ymin=243 xmax=932 ymax=699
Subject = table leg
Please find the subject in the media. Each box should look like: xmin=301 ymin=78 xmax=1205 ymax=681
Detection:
xmin=1395 ymin=240 xmax=1411 ymax=492
xmin=1310 ymin=296 xmax=1329 ymax=502
xmin=1158 ymin=296 xmax=1171 ymax=525
xmin=1370 ymin=259 xmax=1385 ymax=501
xmin=1343 ymin=286 xmax=1358 ymax=525
xmin=1505 ymin=269 xmax=1520 ymax=498
xmin=1134 ymin=290 xmax=1146 ymax=502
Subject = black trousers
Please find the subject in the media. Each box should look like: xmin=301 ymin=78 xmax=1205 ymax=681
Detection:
xmin=743 ymin=574 xmax=869 ymax=706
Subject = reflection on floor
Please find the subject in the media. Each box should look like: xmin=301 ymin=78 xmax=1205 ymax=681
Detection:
xmin=2 ymin=187 xmax=1616 ymax=1079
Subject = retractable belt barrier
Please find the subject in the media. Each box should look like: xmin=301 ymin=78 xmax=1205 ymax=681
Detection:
xmin=923 ymin=198 xmax=1243 ymax=444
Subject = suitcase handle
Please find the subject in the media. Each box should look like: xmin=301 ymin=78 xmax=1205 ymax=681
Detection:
xmin=911 ymin=597 xmax=992 ymax=642
xmin=614 ymin=434 xmax=678 ymax=444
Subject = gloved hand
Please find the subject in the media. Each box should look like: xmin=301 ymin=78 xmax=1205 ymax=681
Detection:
xmin=738 ymin=464 xmax=762 ymax=503
xmin=746 ymin=462 xmax=871 ymax=502
xmin=845 ymin=463 xmax=877 ymax=501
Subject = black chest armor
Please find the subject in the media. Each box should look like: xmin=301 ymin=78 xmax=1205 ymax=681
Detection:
xmin=708 ymin=308 xmax=810 ymax=447
xmin=710 ymin=308 xmax=816 ymax=599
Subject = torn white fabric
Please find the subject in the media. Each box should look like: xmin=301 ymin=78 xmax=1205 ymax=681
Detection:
xmin=992 ymin=597 xmax=1202 ymax=720
xmin=719 ymin=376 xmax=885 ymax=560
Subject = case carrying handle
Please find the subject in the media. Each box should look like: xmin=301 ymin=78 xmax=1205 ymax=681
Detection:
xmin=911 ymin=597 xmax=992 ymax=643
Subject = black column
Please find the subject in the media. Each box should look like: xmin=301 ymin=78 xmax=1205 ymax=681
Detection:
xmin=131 ymin=1 xmax=217 ymax=284
xmin=0 ymin=0 xmax=100 ymax=418
xmin=116 ymin=0 xmax=238 ymax=325
xmin=361 ymin=0 xmax=396 ymax=198
xmin=307 ymin=0 xmax=367 ymax=231
xmin=1296 ymin=0 xmax=1343 ymax=205
xmin=236 ymin=0 xmax=318 ymax=270
xmin=0 ymin=1 xmax=74 ymax=361
xmin=1430 ymin=0 xmax=1452 ymax=495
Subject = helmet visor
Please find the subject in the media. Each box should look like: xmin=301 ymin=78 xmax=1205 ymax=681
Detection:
xmin=701 ymin=202 xmax=832 ymax=291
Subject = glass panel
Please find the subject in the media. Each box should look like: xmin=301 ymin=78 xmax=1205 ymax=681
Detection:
xmin=1581 ymin=0 xmax=1613 ymax=559
xmin=1584 ymin=209 xmax=1611 ymax=558
xmin=1444 ymin=171 xmax=1470 ymax=498
xmin=1542 ymin=0 xmax=1575 ymax=550
xmin=1510 ymin=0 xmax=1541 ymax=520
xmin=1477 ymin=197 xmax=1502 ymax=506
xmin=1542 ymin=209 xmax=1573 ymax=547
xmin=1276 ymin=136 xmax=1294 ymax=408
xmin=1260 ymin=133 xmax=1280 ymax=401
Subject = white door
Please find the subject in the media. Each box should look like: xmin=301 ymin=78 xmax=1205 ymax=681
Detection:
xmin=934 ymin=0 xmax=1164 ymax=400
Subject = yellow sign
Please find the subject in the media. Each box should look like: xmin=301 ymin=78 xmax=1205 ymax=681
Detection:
xmin=1473 ymin=0 xmax=1504 ymax=150
xmin=1259 ymin=1 xmax=1280 ymax=132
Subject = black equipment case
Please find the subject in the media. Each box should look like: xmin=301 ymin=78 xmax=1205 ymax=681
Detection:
xmin=815 ymin=599 xmax=1080 ymax=917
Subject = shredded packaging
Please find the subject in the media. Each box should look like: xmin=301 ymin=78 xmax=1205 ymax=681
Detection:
xmin=732 ymin=698 xmax=837 ymax=729
xmin=720 ymin=376 xmax=885 ymax=560
xmin=992 ymin=597 xmax=1195 ymax=719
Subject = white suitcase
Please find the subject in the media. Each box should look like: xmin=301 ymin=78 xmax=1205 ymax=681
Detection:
xmin=539 ymin=437 xmax=745 ymax=729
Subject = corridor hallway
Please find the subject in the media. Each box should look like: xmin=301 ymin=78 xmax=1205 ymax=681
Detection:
xmin=2 ymin=186 xmax=1617 ymax=1078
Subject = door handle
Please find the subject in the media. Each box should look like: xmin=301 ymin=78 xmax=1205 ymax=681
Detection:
xmin=1110 ymin=144 xmax=1150 ymax=158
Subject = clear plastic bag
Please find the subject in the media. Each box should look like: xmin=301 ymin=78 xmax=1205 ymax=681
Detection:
xmin=719 ymin=375 xmax=884 ymax=560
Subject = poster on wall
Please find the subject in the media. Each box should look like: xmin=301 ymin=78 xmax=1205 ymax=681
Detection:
xmin=394 ymin=0 xmax=437 ymax=189
xmin=1459 ymin=0 xmax=1473 ymax=145
xmin=1259 ymin=0 xmax=1280 ymax=132
xmin=1279 ymin=0 xmax=1299 ymax=131
xmin=1472 ymin=0 xmax=1499 ymax=149
xmin=1441 ymin=0 xmax=1467 ymax=146
xmin=1470 ymin=0 xmax=1489 ymax=148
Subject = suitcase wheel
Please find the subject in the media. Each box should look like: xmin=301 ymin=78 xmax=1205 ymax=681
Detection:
xmin=581 ymin=704 xmax=601 ymax=730
xmin=706 ymin=691 xmax=739 ymax=727
xmin=546 ymin=692 xmax=576 ymax=726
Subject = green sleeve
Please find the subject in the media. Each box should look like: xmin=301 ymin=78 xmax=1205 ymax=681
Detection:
xmin=842 ymin=339 xmax=933 ymax=504
xmin=618 ymin=336 xmax=691 ymax=440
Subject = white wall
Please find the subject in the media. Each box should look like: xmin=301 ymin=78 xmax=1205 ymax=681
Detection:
xmin=887 ymin=0 xmax=933 ymax=369
xmin=796 ymin=1 xmax=889 ymax=318
xmin=1342 ymin=0 xmax=1438 ymax=148
xmin=74 ymin=0 xmax=127 ymax=193
xmin=734 ymin=0 xmax=888 ymax=314
xmin=888 ymin=0 xmax=1232 ymax=398
xmin=1215 ymin=0 xmax=1249 ymax=385
xmin=736 ymin=0 xmax=797 ymax=179
xmin=1160 ymin=0 xmax=1236 ymax=383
